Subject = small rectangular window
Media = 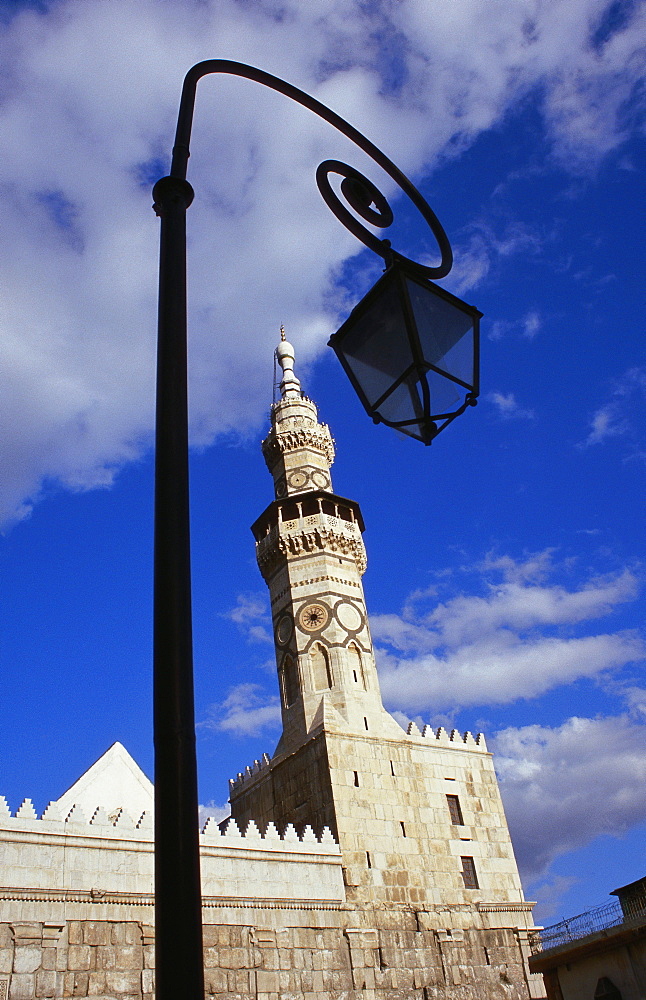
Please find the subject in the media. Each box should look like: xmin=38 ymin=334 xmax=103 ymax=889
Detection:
xmin=446 ymin=794 xmax=464 ymax=825
xmin=390 ymin=760 xmax=396 ymax=776
xmin=400 ymin=821 xmax=407 ymax=837
xmin=366 ymin=851 xmax=372 ymax=868
xmin=364 ymin=717 xmax=369 ymax=730
xmin=354 ymin=771 xmax=360 ymax=787
xmin=460 ymin=856 xmax=479 ymax=889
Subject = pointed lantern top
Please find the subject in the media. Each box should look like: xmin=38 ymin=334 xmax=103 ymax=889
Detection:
xmin=276 ymin=326 xmax=302 ymax=400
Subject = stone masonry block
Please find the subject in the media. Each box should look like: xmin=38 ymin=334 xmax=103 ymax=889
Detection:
xmin=87 ymin=972 xmax=106 ymax=995
xmin=63 ymin=971 xmax=88 ymax=997
xmin=96 ymin=946 xmax=117 ymax=971
xmin=143 ymin=946 xmax=155 ymax=970
xmin=82 ymin=924 xmax=109 ymax=947
xmin=218 ymin=946 xmax=234 ymax=969
xmin=114 ymin=946 xmax=141 ymax=970
xmin=0 ymin=951 xmax=12 ymax=975
xmin=260 ymin=948 xmax=278 ymax=969
xmin=10 ymin=975 xmax=36 ymax=1000
xmin=105 ymin=970 xmax=140 ymax=994
xmin=13 ymin=947 xmax=41 ymax=975
xmin=202 ymin=926 xmax=219 ymax=947
xmin=66 ymin=926 xmax=82 ymax=947
xmin=204 ymin=968 xmax=227 ymax=993
xmin=141 ymin=969 xmax=154 ymax=994
xmin=35 ymin=969 xmax=61 ymax=997
xmin=203 ymin=947 xmax=219 ymax=968
xmin=122 ymin=926 xmax=140 ymax=946
xmin=67 ymin=946 xmax=92 ymax=972
xmin=110 ymin=925 xmax=127 ymax=945
xmin=256 ymin=970 xmax=280 ymax=993
xmin=278 ymin=949 xmax=291 ymax=971
xmin=40 ymin=950 xmax=57 ymax=973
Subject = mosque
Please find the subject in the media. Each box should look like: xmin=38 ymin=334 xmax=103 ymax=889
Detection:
xmin=0 ymin=334 xmax=545 ymax=999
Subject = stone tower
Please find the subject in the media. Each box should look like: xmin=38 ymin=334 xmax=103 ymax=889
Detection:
xmin=230 ymin=331 xmax=529 ymax=914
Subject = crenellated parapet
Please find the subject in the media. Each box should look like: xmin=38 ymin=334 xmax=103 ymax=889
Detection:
xmin=0 ymin=794 xmax=152 ymax=832
xmin=0 ymin=793 xmax=339 ymax=852
xmin=404 ymin=722 xmax=488 ymax=752
xmin=202 ymin=815 xmax=338 ymax=849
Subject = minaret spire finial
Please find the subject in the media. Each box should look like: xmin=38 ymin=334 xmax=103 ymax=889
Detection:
xmin=275 ymin=326 xmax=301 ymax=400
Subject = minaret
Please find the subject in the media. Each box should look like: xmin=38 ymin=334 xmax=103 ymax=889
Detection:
xmin=252 ymin=328 xmax=404 ymax=755
xmin=230 ymin=331 xmax=528 ymax=914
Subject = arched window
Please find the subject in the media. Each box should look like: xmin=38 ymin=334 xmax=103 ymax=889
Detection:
xmin=348 ymin=644 xmax=366 ymax=689
xmin=311 ymin=643 xmax=333 ymax=690
xmin=280 ymin=654 xmax=299 ymax=707
xmin=594 ymin=978 xmax=622 ymax=1000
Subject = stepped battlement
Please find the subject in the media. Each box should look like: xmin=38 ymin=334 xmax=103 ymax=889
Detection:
xmin=0 ymin=794 xmax=338 ymax=852
xmin=405 ymin=723 xmax=488 ymax=751
xmin=228 ymin=723 xmax=488 ymax=795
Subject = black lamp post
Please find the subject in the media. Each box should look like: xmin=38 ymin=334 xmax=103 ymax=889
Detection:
xmin=152 ymin=59 xmax=480 ymax=1000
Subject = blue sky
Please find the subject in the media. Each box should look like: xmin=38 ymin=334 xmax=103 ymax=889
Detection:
xmin=0 ymin=0 xmax=644 ymax=927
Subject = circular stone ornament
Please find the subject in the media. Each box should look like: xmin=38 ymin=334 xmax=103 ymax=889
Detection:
xmin=276 ymin=614 xmax=293 ymax=645
xmin=288 ymin=470 xmax=308 ymax=489
xmin=336 ymin=601 xmax=363 ymax=632
xmin=311 ymin=470 xmax=330 ymax=489
xmin=298 ymin=602 xmax=330 ymax=632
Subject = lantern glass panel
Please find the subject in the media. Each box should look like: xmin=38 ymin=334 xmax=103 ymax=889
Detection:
xmin=377 ymin=374 xmax=425 ymax=428
xmin=424 ymin=367 xmax=462 ymax=415
xmin=405 ymin=276 xmax=475 ymax=388
xmin=335 ymin=277 xmax=413 ymax=407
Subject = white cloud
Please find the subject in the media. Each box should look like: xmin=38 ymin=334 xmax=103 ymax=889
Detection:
xmin=522 ymin=310 xmax=541 ymax=339
xmin=582 ymin=366 xmax=646 ymax=453
xmin=0 ymin=0 xmax=643 ymax=525
xmin=201 ymin=682 xmax=281 ymax=737
xmin=493 ymin=708 xmax=646 ymax=883
xmin=485 ymin=310 xmax=542 ymax=342
xmin=225 ymin=592 xmax=273 ymax=644
xmin=445 ymin=221 xmax=544 ymax=295
xmin=372 ymin=552 xmax=644 ymax=712
xmin=526 ymin=874 xmax=579 ymax=924
xmin=198 ymin=800 xmax=230 ymax=830
xmin=487 ymin=391 xmax=535 ymax=420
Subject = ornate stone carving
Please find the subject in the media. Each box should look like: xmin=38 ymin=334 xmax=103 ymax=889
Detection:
xmin=297 ymin=602 xmax=330 ymax=633
xmin=256 ymin=525 xmax=368 ymax=580
xmin=275 ymin=614 xmax=294 ymax=645
xmin=262 ymin=424 xmax=335 ymax=472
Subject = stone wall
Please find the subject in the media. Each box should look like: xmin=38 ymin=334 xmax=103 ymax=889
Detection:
xmin=0 ymin=909 xmax=545 ymax=1000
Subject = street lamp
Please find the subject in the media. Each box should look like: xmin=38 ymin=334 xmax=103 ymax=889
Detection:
xmin=152 ymin=59 xmax=480 ymax=1000
xmin=329 ymin=257 xmax=480 ymax=444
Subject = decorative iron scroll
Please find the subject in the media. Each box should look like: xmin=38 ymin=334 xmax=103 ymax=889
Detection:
xmin=169 ymin=60 xmax=453 ymax=279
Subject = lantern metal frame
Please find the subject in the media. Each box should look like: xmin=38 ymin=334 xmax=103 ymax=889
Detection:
xmin=329 ymin=258 xmax=481 ymax=445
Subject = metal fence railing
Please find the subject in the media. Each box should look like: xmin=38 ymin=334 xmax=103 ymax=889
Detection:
xmin=529 ymin=900 xmax=625 ymax=954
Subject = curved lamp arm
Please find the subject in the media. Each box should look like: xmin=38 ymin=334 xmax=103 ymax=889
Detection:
xmin=168 ymin=59 xmax=452 ymax=279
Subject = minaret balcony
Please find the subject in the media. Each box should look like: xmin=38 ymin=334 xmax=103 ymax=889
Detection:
xmin=251 ymin=490 xmax=365 ymax=543
xmin=252 ymin=491 xmax=368 ymax=578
